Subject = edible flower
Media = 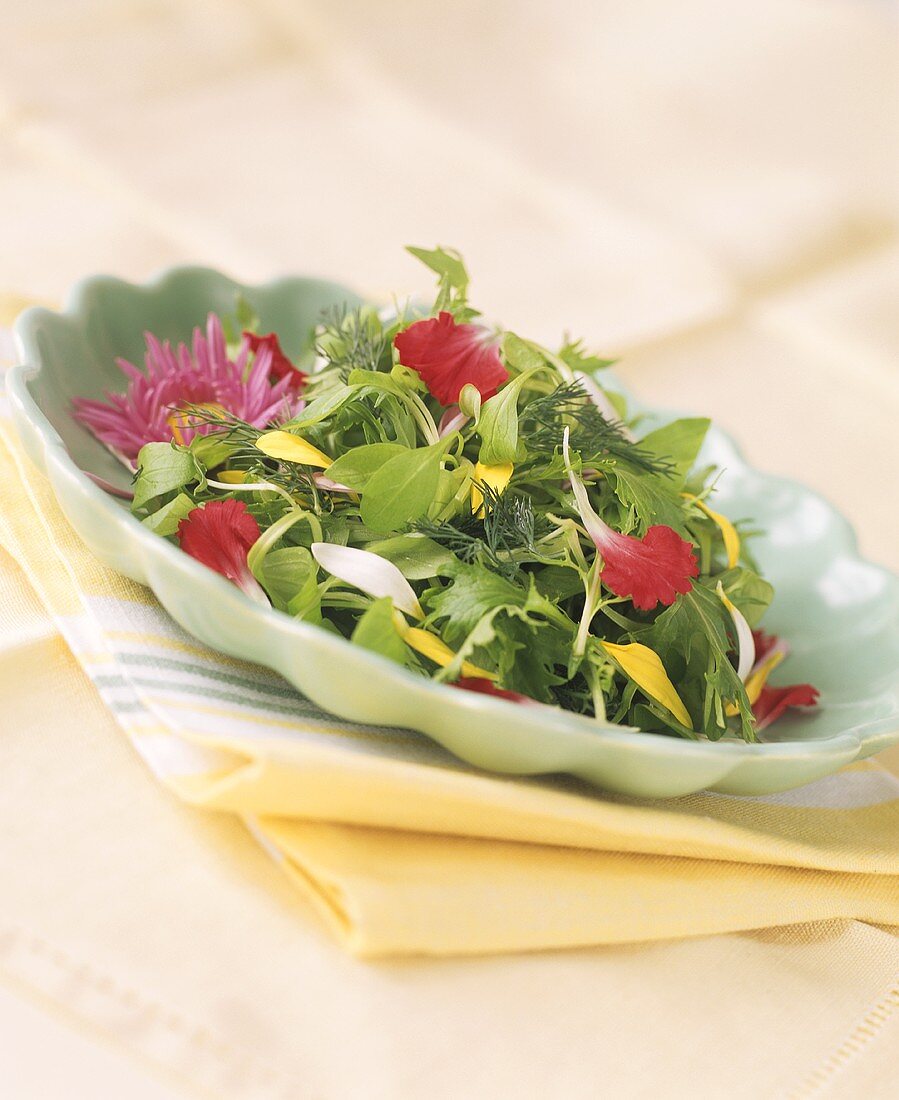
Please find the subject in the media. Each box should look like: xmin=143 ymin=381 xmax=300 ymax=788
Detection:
xmin=310 ymin=542 xmax=422 ymax=618
xmin=563 ymin=428 xmax=698 ymax=610
xmin=177 ymin=499 xmax=267 ymax=604
xmin=401 ymin=627 xmax=497 ymax=681
xmin=753 ymin=683 xmax=820 ymax=731
xmin=452 ymin=677 xmax=536 ymax=704
xmin=599 ymin=640 xmax=692 ymax=728
xmin=717 ymin=582 xmax=755 ymax=681
xmin=309 ymin=543 xmax=496 ymax=678
xmin=394 ymin=311 xmax=508 ymax=405
xmin=256 ymin=431 xmax=332 ymax=468
xmin=244 ymin=331 xmax=307 ymax=391
xmin=683 ymin=494 xmax=740 ymax=569
xmin=725 ymin=628 xmax=818 ymax=728
xmin=73 ymin=314 xmax=301 ymax=464
xmin=471 ymin=461 xmax=514 ymax=518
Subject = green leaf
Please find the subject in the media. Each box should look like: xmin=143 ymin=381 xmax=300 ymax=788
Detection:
xmin=427 ymin=563 xmax=529 ymax=640
xmin=140 ymin=492 xmax=195 ymax=537
xmin=718 ymin=566 xmax=774 ymax=628
xmin=477 ymin=369 xmax=538 ymax=465
xmin=363 ymin=534 xmax=457 ymax=580
xmin=351 ymin=597 xmax=408 ymax=665
xmin=603 ymin=460 xmax=687 ymax=533
xmin=188 ymin=432 xmax=235 ymax=471
xmin=502 ymin=332 xmax=545 ymax=374
xmin=257 ymin=546 xmax=317 ymax=611
xmin=557 ymin=338 xmax=616 ymax=377
xmin=326 ymin=443 xmax=408 ymax=491
xmin=640 ymin=584 xmax=755 ymax=741
xmin=132 ymin=443 xmax=203 ymax=510
xmin=286 ymin=385 xmax=355 ymax=429
xmin=428 ymin=460 xmax=474 ymax=524
xmin=360 ymin=441 xmax=447 ymax=534
xmin=639 ymin=418 xmax=710 ymax=488
xmin=406 ymin=246 xmax=469 ymax=296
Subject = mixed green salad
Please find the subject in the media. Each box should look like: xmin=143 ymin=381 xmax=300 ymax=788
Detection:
xmin=74 ymin=247 xmax=818 ymax=740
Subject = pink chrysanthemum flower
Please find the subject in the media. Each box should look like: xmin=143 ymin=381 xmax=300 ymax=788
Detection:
xmin=73 ymin=314 xmax=302 ymax=465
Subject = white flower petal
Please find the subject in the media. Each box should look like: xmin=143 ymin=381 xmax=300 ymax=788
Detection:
xmin=562 ymin=426 xmax=612 ymax=549
xmin=311 ymin=542 xmax=423 ymax=619
xmin=717 ymin=582 xmax=756 ymax=682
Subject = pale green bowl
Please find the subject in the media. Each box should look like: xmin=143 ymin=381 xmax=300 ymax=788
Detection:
xmin=7 ymin=268 xmax=899 ymax=797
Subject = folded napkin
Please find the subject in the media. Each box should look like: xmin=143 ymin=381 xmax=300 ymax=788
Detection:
xmin=1 ymin=409 xmax=897 ymax=956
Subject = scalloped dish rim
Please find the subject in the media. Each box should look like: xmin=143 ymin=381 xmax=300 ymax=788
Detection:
xmin=5 ymin=265 xmax=898 ymax=798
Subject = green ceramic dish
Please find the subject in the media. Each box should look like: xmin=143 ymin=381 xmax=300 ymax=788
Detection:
xmin=7 ymin=267 xmax=899 ymax=797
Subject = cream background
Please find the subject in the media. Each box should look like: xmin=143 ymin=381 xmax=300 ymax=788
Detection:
xmin=1 ymin=0 xmax=897 ymax=1096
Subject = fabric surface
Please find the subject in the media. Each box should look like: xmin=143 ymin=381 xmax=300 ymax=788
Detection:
xmin=1 ymin=413 xmax=897 ymax=958
xmin=2 ymin=529 xmax=899 ymax=1097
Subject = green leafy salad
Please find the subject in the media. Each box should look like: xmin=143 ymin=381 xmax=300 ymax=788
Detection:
xmin=76 ymin=247 xmax=819 ymax=741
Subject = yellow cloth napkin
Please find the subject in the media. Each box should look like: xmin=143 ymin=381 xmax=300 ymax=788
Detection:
xmin=0 ymin=421 xmax=897 ymax=957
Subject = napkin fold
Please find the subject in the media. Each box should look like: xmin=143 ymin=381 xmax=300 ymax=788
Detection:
xmin=1 ymin=420 xmax=897 ymax=958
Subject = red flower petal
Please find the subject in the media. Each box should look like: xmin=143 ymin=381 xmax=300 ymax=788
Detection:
xmin=599 ymin=524 xmax=699 ymax=611
xmin=452 ymin=677 xmax=536 ymax=705
xmin=753 ymin=682 xmax=820 ymax=731
xmin=177 ymin=498 xmax=264 ymax=599
xmin=394 ymin=311 xmax=508 ymax=405
xmin=751 ymin=629 xmax=781 ymax=664
xmin=244 ymin=331 xmax=307 ymax=391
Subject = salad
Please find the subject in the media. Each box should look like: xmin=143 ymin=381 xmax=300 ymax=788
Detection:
xmin=74 ymin=247 xmax=818 ymax=740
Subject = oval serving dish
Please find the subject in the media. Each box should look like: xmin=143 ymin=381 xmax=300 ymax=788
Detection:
xmin=7 ymin=267 xmax=899 ymax=798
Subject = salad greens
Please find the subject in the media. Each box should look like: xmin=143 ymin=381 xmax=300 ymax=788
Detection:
xmin=126 ymin=246 xmax=788 ymax=742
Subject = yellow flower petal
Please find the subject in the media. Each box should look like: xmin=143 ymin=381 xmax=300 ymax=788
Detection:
xmin=402 ymin=626 xmax=498 ymax=681
xmin=471 ymin=461 xmax=514 ymax=518
xmin=744 ymin=650 xmax=786 ymax=705
xmin=683 ymin=494 xmax=740 ymax=569
xmin=600 ymin=640 xmax=692 ymax=728
xmin=256 ymin=430 xmax=332 ymax=468
xmin=716 ymin=581 xmax=755 ymax=681
xmin=217 ymin=469 xmax=249 ymax=485
xmin=725 ymin=649 xmax=786 ymax=715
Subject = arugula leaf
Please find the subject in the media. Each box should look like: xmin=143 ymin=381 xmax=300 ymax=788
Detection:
xmin=132 ymin=443 xmax=203 ymax=510
xmin=351 ymin=597 xmax=408 ymax=665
